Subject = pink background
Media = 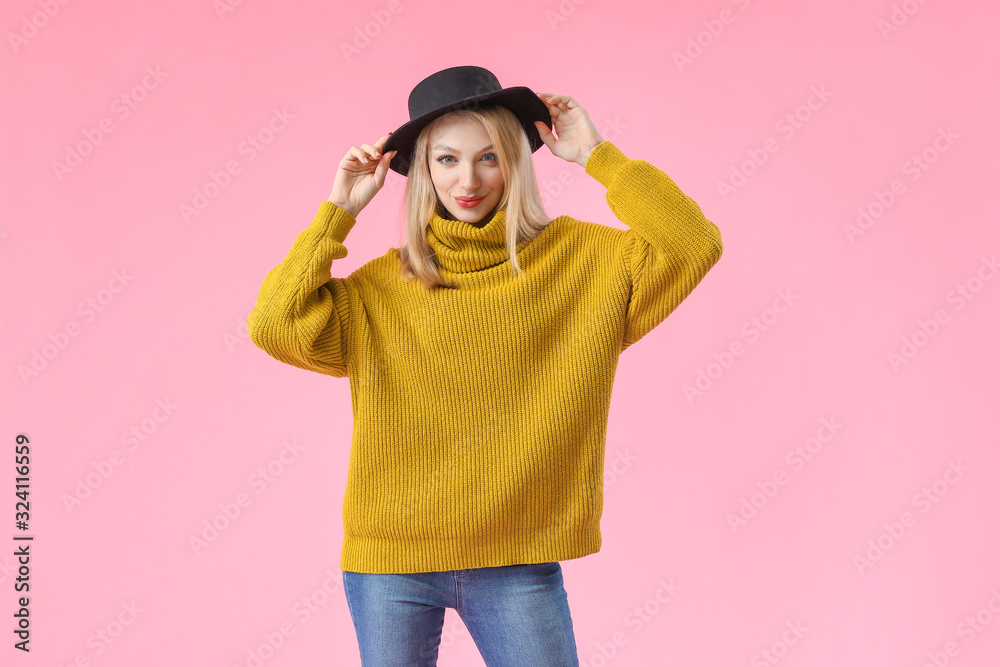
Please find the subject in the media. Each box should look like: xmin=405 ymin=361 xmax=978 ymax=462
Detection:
xmin=3 ymin=0 xmax=999 ymax=665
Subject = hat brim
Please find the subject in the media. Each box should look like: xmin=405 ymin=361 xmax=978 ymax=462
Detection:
xmin=382 ymin=87 xmax=552 ymax=177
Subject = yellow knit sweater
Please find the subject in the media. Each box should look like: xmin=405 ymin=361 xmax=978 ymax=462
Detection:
xmin=248 ymin=140 xmax=722 ymax=574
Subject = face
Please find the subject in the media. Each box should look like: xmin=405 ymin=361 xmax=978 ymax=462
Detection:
xmin=427 ymin=114 xmax=505 ymax=226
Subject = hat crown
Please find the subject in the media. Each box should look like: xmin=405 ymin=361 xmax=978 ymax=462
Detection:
xmin=383 ymin=65 xmax=551 ymax=176
xmin=408 ymin=66 xmax=503 ymax=120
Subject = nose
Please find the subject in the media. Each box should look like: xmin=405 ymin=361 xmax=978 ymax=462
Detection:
xmin=458 ymin=162 xmax=480 ymax=191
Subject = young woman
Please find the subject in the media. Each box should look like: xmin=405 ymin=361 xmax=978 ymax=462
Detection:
xmin=248 ymin=65 xmax=723 ymax=666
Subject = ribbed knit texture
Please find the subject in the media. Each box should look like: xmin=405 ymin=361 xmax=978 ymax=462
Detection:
xmin=248 ymin=140 xmax=723 ymax=574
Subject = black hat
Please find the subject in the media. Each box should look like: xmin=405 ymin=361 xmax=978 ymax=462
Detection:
xmin=382 ymin=65 xmax=552 ymax=176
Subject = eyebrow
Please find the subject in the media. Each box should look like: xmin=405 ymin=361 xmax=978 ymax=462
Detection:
xmin=432 ymin=144 xmax=495 ymax=154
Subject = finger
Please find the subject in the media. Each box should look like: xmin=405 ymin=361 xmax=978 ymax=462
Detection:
xmin=348 ymin=146 xmax=374 ymax=165
xmin=538 ymin=92 xmax=565 ymax=110
xmin=346 ymin=146 xmax=367 ymax=164
xmin=357 ymin=149 xmax=373 ymax=164
xmin=533 ymin=121 xmax=555 ymax=147
xmin=543 ymin=97 xmax=574 ymax=119
xmin=363 ymin=146 xmax=383 ymax=165
xmin=374 ymin=150 xmax=396 ymax=185
xmin=549 ymin=95 xmax=575 ymax=111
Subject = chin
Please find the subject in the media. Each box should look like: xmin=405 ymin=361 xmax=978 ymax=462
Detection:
xmin=438 ymin=194 xmax=501 ymax=224
xmin=447 ymin=204 xmax=487 ymax=224
xmin=453 ymin=209 xmax=481 ymax=222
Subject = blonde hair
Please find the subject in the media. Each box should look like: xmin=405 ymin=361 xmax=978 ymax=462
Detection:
xmin=393 ymin=104 xmax=553 ymax=290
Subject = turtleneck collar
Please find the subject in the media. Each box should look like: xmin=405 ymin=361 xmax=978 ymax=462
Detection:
xmin=426 ymin=206 xmax=530 ymax=275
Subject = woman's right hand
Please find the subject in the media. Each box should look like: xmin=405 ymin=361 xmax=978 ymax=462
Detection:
xmin=327 ymin=132 xmax=397 ymax=219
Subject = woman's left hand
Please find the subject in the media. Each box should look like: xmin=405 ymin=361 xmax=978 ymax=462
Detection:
xmin=534 ymin=93 xmax=604 ymax=167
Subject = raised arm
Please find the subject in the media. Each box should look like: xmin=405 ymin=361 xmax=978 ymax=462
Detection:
xmin=533 ymin=93 xmax=723 ymax=352
xmin=248 ymin=133 xmax=397 ymax=376
xmin=585 ymin=140 xmax=723 ymax=351
xmin=247 ymin=203 xmax=358 ymax=377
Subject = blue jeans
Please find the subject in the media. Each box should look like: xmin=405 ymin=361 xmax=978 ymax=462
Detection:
xmin=342 ymin=561 xmax=580 ymax=666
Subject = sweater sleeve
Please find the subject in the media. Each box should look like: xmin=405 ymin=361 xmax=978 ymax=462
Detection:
xmin=247 ymin=201 xmax=358 ymax=377
xmin=584 ymin=140 xmax=723 ymax=352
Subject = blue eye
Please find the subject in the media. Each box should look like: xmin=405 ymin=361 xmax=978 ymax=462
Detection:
xmin=437 ymin=153 xmax=498 ymax=164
